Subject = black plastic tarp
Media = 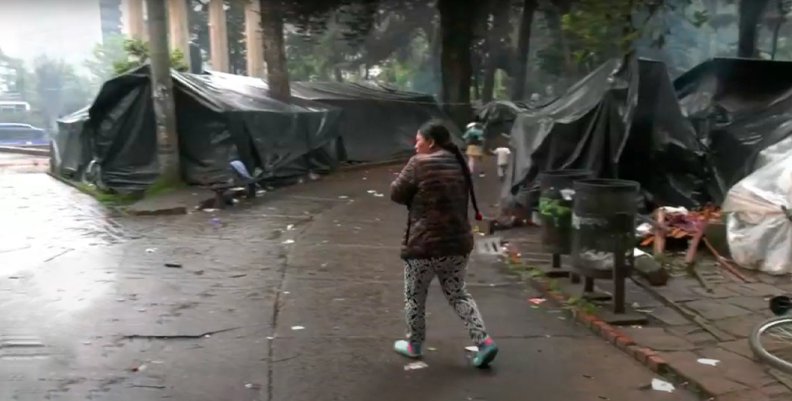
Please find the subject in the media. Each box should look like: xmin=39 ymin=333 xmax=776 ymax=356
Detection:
xmin=54 ymin=66 xmax=342 ymax=192
xmin=504 ymin=57 xmax=710 ymax=211
xmin=289 ymin=81 xmax=455 ymax=162
xmin=475 ymin=100 xmax=531 ymax=145
xmin=674 ymin=57 xmax=792 ymax=196
xmin=175 ymin=72 xmax=342 ymax=183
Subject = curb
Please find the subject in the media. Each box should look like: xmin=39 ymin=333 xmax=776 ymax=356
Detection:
xmin=337 ymin=158 xmax=409 ymax=172
xmin=502 ymin=247 xmax=716 ymax=400
xmin=0 ymin=146 xmax=50 ymax=157
xmin=121 ymin=205 xmax=189 ymax=216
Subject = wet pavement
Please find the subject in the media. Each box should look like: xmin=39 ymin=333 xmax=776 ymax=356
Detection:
xmin=0 ymin=164 xmax=699 ymax=401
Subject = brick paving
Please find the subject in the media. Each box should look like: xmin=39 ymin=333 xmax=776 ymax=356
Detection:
xmin=498 ymin=226 xmax=792 ymax=401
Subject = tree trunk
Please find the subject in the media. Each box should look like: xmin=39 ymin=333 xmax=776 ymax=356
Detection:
xmin=482 ymin=0 xmax=511 ymax=103
xmin=145 ymin=0 xmax=181 ymax=184
xmin=260 ymin=0 xmax=290 ymax=101
xmin=429 ymin=22 xmax=442 ymax=95
xmin=544 ymin=3 xmax=576 ymax=78
xmin=771 ymin=19 xmax=784 ymax=59
xmin=738 ymin=0 xmax=771 ymax=58
xmin=472 ymin=68 xmax=481 ymax=100
xmin=771 ymin=0 xmax=786 ymax=60
xmin=438 ymin=0 xmax=478 ymax=127
xmin=482 ymin=62 xmax=497 ymax=103
xmin=245 ymin=0 xmax=265 ymax=78
xmin=510 ymin=0 xmax=537 ymax=100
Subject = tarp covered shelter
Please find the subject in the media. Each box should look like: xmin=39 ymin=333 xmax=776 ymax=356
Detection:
xmin=674 ymin=58 xmax=792 ymax=196
xmin=53 ymin=66 xmax=342 ymax=192
xmin=289 ymin=81 xmax=454 ymax=162
xmin=504 ymin=57 xmax=710 ymax=211
xmin=199 ymin=72 xmax=457 ymax=162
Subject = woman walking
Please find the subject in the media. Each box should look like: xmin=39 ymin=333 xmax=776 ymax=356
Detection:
xmin=389 ymin=119 xmax=498 ymax=368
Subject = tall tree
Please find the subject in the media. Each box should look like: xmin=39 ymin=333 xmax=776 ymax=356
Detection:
xmin=146 ymin=0 xmax=181 ymax=185
xmin=437 ymin=0 xmax=478 ymax=126
xmin=33 ymin=57 xmax=67 ymax=130
xmin=737 ymin=0 xmax=771 ymax=57
xmin=511 ymin=0 xmax=538 ymax=100
xmin=260 ymin=0 xmax=291 ymax=101
xmin=770 ymin=0 xmax=791 ymax=59
xmin=481 ymin=0 xmax=513 ymax=103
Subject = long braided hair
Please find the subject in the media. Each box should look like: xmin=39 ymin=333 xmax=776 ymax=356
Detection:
xmin=418 ymin=120 xmax=483 ymax=221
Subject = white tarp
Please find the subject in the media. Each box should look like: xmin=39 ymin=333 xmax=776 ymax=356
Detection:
xmin=722 ymin=149 xmax=792 ymax=275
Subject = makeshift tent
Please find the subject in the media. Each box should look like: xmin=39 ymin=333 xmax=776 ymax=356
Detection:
xmin=503 ymin=57 xmax=710 ymax=212
xmin=475 ymin=100 xmax=531 ymax=146
xmin=674 ymin=58 xmax=792 ymax=196
xmin=289 ymin=81 xmax=454 ymax=162
xmin=52 ymin=66 xmax=342 ymax=192
xmin=200 ymin=73 xmax=457 ymax=163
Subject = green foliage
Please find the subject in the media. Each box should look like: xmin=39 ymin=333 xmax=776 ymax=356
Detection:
xmin=84 ymin=35 xmax=128 ymax=85
xmin=538 ymin=197 xmax=571 ymax=218
xmin=30 ymin=56 xmax=93 ymax=130
xmin=538 ymin=0 xmax=708 ymax=76
xmin=112 ymin=39 xmax=189 ymax=75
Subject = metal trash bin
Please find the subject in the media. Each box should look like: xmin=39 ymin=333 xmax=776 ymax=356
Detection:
xmin=571 ymin=178 xmax=640 ymax=313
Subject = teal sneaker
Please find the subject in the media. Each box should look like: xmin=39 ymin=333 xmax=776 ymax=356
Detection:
xmin=472 ymin=337 xmax=498 ymax=368
xmin=394 ymin=340 xmax=422 ymax=359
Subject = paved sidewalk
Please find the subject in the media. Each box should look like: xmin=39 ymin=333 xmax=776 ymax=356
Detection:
xmin=499 ymin=225 xmax=792 ymax=401
xmin=1 ymin=164 xmax=698 ymax=401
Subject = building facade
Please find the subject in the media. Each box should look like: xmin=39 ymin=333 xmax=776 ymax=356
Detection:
xmin=99 ymin=0 xmax=123 ymax=41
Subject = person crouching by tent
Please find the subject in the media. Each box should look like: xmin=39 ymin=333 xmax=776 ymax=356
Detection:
xmin=462 ymin=121 xmax=485 ymax=177
xmin=491 ymin=146 xmax=511 ymax=181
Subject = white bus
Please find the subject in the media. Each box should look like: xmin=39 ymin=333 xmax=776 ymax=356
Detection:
xmin=0 ymin=100 xmax=31 ymax=114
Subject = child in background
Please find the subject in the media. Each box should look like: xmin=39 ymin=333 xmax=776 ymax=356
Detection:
xmin=492 ymin=146 xmax=511 ymax=180
xmin=462 ymin=122 xmax=485 ymax=177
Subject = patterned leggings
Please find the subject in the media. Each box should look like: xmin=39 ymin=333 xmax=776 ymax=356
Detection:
xmin=403 ymin=255 xmax=489 ymax=345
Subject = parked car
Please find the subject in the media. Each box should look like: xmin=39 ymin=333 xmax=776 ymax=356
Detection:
xmin=0 ymin=123 xmax=48 ymax=147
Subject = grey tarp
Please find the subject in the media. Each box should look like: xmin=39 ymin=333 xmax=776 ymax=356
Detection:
xmin=504 ymin=57 xmax=710 ymax=212
xmin=53 ymin=106 xmax=91 ymax=179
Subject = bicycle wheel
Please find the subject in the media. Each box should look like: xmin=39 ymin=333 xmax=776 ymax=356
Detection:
xmin=750 ymin=316 xmax=792 ymax=374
